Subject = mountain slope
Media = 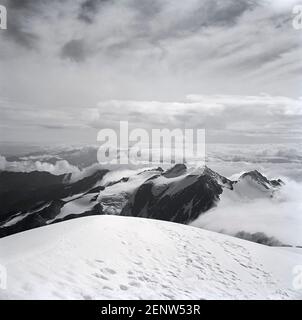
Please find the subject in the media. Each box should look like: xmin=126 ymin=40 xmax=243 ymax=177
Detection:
xmin=120 ymin=165 xmax=281 ymax=224
xmin=232 ymin=170 xmax=283 ymax=199
xmin=0 ymin=216 xmax=300 ymax=300
xmin=0 ymin=164 xmax=284 ymax=239
xmin=0 ymin=169 xmax=109 ymax=237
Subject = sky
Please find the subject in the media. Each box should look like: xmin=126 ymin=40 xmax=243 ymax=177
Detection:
xmin=0 ymin=0 xmax=302 ymax=145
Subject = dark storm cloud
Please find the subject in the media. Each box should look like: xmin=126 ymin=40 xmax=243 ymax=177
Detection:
xmin=146 ymin=0 xmax=258 ymax=41
xmin=5 ymin=20 xmax=39 ymax=49
xmin=78 ymin=0 xmax=112 ymax=23
xmin=124 ymin=0 xmax=258 ymax=43
xmin=176 ymin=0 xmax=257 ymax=31
xmin=129 ymin=0 xmax=162 ymax=18
xmin=6 ymin=0 xmax=37 ymax=9
xmin=0 ymin=0 xmax=260 ymax=53
xmin=203 ymin=0 xmax=258 ymax=26
xmin=60 ymin=0 xmax=261 ymax=64
xmin=61 ymin=39 xmax=89 ymax=62
xmin=2 ymin=0 xmax=42 ymax=49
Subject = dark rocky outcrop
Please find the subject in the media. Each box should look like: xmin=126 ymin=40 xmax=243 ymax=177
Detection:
xmin=121 ymin=165 xmax=224 ymax=224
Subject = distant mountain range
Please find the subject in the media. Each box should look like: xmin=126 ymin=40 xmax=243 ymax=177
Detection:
xmin=0 ymin=164 xmax=283 ymax=240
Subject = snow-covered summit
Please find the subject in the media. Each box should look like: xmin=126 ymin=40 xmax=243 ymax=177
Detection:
xmin=0 ymin=216 xmax=300 ymax=300
xmin=232 ymin=170 xmax=283 ymax=200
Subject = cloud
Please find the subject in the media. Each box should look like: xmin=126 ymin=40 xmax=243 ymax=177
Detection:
xmin=2 ymin=0 xmax=41 ymax=49
xmin=78 ymin=0 xmax=111 ymax=23
xmin=1 ymin=91 xmax=301 ymax=144
xmin=206 ymin=142 xmax=302 ymax=183
xmin=0 ymin=155 xmax=7 ymax=170
xmin=92 ymin=94 xmax=302 ymax=142
xmin=5 ymin=20 xmax=39 ymax=49
xmin=191 ymin=177 xmax=302 ymax=246
xmin=61 ymin=39 xmax=90 ymax=62
xmin=0 ymin=154 xmax=81 ymax=176
xmin=269 ymin=0 xmax=301 ymax=12
xmin=0 ymin=0 xmax=301 ymax=144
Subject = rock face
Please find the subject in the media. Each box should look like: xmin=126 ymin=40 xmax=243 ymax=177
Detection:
xmin=0 ymin=169 xmax=108 ymax=238
xmin=0 ymin=164 xmax=283 ymax=238
xmin=235 ymin=231 xmax=284 ymax=247
xmin=162 ymin=163 xmax=187 ymax=178
xmin=121 ymin=165 xmax=235 ymax=224
xmin=0 ymin=171 xmax=66 ymax=222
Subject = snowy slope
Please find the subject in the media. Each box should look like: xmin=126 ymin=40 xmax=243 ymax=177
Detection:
xmin=0 ymin=216 xmax=301 ymax=300
xmin=97 ymin=168 xmax=162 ymax=215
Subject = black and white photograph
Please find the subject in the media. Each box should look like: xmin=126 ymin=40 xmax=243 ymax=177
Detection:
xmin=0 ymin=0 xmax=302 ymax=303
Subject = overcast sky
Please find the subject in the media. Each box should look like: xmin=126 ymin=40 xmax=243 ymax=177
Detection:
xmin=0 ymin=0 xmax=301 ymax=145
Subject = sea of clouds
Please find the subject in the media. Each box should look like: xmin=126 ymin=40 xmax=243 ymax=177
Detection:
xmin=0 ymin=154 xmax=80 ymax=176
xmin=191 ymin=176 xmax=302 ymax=246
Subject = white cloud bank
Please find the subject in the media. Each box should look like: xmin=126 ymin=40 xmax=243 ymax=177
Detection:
xmin=191 ymin=177 xmax=302 ymax=246
xmin=0 ymin=154 xmax=80 ymax=176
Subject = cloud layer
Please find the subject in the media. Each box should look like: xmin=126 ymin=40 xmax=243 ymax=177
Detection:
xmin=191 ymin=177 xmax=302 ymax=245
xmin=0 ymin=154 xmax=80 ymax=176
xmin=0 ymin=0 xmax=301 ymax=144
xmin=93 ymin=95 xmax=302 ymax=143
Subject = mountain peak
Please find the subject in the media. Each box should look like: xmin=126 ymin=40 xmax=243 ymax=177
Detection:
xmin=202 ymin=166 xmax=234 ymax=189
xmin=239 ymin=170 xmax=283 ymax=189
xmin=162 ymin=163 xmax=187 ymax=178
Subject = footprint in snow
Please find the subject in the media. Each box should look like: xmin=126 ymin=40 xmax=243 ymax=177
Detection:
xmin=103 ymin=268 xmax=117 ymax=275
xmin=95 ymin=259 xmax=104 ymax=264
xmin=93 ymin=273 xmax=108 ymax=280
xmin=120 ymin=284 xmax=128 ymax=291
xmin=129 ymin=281 xmax=141 ymax=288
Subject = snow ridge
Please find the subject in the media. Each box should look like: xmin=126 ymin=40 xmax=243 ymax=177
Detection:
xmin=0 ymin=216 xmax=300 ymax=300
